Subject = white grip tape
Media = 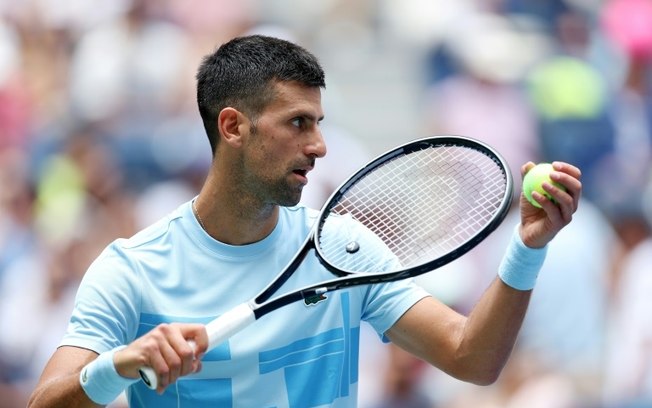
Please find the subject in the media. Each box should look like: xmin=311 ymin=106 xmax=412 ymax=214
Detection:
xmin=205 ymin=303 xmax=256 ymax=350
xmin=139 ymin=304 xmax=255 ymax=391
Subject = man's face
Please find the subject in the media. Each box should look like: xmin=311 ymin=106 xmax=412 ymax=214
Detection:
xmin=240 ymin=81 xmax=326 ymax=207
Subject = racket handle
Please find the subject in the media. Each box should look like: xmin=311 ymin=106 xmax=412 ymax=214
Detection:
xmin=205 ymin=302 xmax=256 ymax=350
xmin=138 ymin=303 xmax=255 ymax=390
xmin=138 ymin=366 xmax=158 ymax=390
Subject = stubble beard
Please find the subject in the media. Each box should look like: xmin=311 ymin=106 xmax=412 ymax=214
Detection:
xmin=266 ymin=176 xmax=304 ymax=207
xmin=248 ymin=123 xmax=305 ymax=207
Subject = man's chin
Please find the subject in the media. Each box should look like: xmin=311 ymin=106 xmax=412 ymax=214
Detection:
xmin=277 ymin=191 xmax=303 ymax=207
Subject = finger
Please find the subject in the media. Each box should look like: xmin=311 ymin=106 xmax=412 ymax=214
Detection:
xmin=551 ymin=161 xmax=582 ymax=180
xmin=550 ymin=171 xmax=581 ymax=195
xmin=156 ymin=334 xmax=182 ymax=392
xmin=531 ymin=190 xmax=564 ymax=226
xmin=540 ymin=183 xmax=574 ymax=224
xmin=180 ymin=324 xmax=209 ymax=357
xmin=149 ymin=360 xmax=170 ymax=394
xmin=158 ymin=322 xmax=200 ymax=389
xmin=177 ymin=324 xmax=208 ymax=373
xmin=138 ymin=327 xmax=175 ymax=392
xmin=142 ymin=339 xmax=173 ymax=394
xmin=167 ymin=327 xmax=197 ymax=377
xmin=520 ymin=161 xmax=536 ymax=177
xmin=549 ymin=171 xmax=582 ymax=211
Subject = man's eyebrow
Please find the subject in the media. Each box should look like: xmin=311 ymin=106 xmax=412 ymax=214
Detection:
xmin=292 ymin=110 xmax=324 ymax=122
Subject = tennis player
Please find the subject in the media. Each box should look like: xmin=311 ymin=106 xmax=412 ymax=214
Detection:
xmin=28 ymin=35 xmax=582 ymax=407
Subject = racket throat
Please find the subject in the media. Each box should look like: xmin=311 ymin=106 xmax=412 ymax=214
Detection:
xmin=255 ymin=287 xmax=329 ymax=316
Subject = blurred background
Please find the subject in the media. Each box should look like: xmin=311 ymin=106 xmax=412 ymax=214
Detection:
xmin=0 ymin=0 xmax=651 ymax=407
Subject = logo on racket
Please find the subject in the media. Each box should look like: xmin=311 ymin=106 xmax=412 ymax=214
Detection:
xmin=345 ymin=241 xmax=360 ymax=253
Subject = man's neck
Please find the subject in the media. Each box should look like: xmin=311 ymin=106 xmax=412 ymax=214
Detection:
xmin=194 ymin=177 xmax=279 ymax=245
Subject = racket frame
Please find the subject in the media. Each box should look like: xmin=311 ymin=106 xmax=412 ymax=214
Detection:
xmin=253 ymin=135 xmax=513 ymax=317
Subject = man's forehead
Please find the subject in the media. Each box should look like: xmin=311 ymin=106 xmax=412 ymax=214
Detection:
xmin=268 ymin=82 xmax=324 ymax=116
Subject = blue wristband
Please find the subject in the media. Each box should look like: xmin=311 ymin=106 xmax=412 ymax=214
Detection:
xmin=80 ymin=345 xmax=138 ymax=405
xmin=498 ymin=226 xmax=547 ymax=291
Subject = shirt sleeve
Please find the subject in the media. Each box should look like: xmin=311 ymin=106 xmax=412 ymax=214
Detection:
xmin=361 ymin=278 xmax=430 ymax=343
xmin=60 ymin=243 xmax=142 ymax=354
xmin=329 ymin=213 xmax=431 ymax=342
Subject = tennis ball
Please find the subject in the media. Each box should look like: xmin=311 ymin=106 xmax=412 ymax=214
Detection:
xmin=522 ymin=163 xmax=566 ymax=208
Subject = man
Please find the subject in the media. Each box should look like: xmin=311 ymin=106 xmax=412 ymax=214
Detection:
xmin=29 ymin=35 xmax=582 ymax=407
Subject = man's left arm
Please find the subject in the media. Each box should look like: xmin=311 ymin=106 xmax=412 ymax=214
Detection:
xmin=386 ymin=161 xmax=582 ymax=385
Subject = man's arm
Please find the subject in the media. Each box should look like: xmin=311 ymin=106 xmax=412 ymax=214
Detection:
xmin=386 ymin=278 xmax=531 ymax=385
xmin=28 ymin=323 xmax=209 ymax=407
xmin=28 ymin=346 xmax=101 ymax=408
xmin=386 ymin=161 xmax=582 ymax=385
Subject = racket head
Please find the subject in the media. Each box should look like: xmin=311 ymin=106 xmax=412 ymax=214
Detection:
xmin=314 ymin=135 xmax=513 ymax=279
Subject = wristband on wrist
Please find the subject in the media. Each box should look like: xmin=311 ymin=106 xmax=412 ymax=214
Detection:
xmin=80 ymin=345 xmax=138 ymax=405
xmin=498 ymin=226 xmax=548 ymax=291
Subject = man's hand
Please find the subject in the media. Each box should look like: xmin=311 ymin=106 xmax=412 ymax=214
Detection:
xmin=519 ymin=161 xmax=582 ymax=248
xmin=113 ymin=323 xmax=208 ymax=394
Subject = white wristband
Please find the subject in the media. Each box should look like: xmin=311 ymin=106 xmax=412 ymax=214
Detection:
xmin=498 ymin=226 xmax=547 ymax=291
xmin=80 ymin=345 xmax=138 ymax=404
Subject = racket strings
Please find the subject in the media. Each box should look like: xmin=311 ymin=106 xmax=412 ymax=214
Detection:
xmin=319 ymin=144 xmax=508 ymax=273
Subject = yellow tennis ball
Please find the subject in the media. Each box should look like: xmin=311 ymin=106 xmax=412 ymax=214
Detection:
xmin=522 ymin=163 xmax=566 ymax=208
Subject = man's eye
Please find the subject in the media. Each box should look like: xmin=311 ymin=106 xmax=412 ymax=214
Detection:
xmin=291 ymin=118 xmax=304 ymax=128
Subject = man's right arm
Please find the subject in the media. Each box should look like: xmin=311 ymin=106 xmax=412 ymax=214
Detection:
xmin=29 ymin=322 xmax=209 ymax=407
xmin=28 ymin=346 xmax=102 ymax=408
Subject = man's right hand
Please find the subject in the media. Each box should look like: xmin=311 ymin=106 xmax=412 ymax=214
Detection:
xmin=114 ymin=323 xmax=208 ymax=394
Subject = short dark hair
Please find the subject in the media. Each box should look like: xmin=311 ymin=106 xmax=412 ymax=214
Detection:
xmin=196 ymin=35 xmax=326 ymax=154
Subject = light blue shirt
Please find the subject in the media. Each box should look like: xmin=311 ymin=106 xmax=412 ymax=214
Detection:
xmin=62 ymin=201 xmax=429 ymax=407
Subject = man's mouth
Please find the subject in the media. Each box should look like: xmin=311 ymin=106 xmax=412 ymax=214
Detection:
xmin=292 ymin=164 xmax=313 ymax=184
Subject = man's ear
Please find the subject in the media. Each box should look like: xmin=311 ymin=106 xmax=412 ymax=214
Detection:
xmin=218 ymin=107 xmax=248 ymax=147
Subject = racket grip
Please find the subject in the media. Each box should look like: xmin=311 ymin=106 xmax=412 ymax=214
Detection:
xmin=138 ymin=366 xmax=158 ymax=390
xmin=138 ymin=303 xmax=255 ymax=390
xmin=205 ymin=302 xmax=256 ymax=350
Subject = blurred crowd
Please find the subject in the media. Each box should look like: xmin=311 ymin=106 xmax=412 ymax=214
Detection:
xmin=0 ymin=0 xmax=651 ymax=407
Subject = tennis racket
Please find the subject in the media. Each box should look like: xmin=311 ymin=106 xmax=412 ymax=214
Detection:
xmin=139 ymin=135 xmax=513 ymax=389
